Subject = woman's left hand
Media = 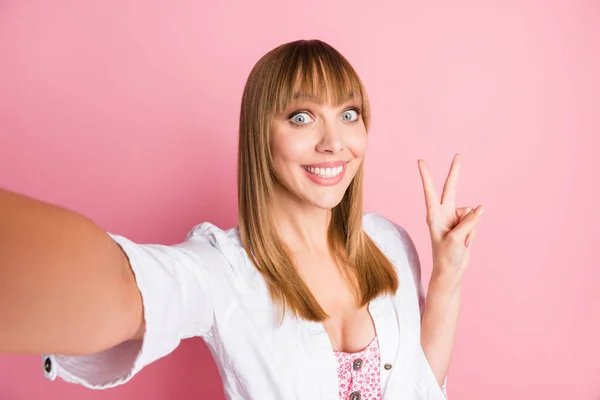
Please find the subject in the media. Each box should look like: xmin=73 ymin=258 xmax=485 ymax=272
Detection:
xmin=417 ymin=153 xmax=484 ymax=287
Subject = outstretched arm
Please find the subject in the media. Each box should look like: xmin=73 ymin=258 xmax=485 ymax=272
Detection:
xmin=0 ymin=188 xmax=143 ymax=355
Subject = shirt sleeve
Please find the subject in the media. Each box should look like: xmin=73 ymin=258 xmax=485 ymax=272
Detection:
xmin=41 ymin=225 xmax=226 ymax=389
xmin=415 ymin=344 xmax=448 ymax=399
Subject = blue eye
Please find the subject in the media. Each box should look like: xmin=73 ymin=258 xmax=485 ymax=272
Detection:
xmin=290 ymin=112 xmax=313 ymax=126
xmin=341 ymin=109 xmax=359 ymax=121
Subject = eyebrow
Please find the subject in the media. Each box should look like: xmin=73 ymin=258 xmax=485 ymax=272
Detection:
xmin=292 ymin=91 xmax=355 ymax=105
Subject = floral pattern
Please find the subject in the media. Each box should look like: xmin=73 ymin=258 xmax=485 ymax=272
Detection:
xmin=334 ymin=336 xmax=382 ymax=399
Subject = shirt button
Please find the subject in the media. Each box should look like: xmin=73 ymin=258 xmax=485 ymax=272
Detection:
xmin=384 ymin=363 xmax=392 ymax=370
xmin=44 ymin=357 xmax=52 ymax=373
xmin=352 ymin=358 xmax=363 ymax=371
xmin=350 ymin=391 xmax=361 ymax=400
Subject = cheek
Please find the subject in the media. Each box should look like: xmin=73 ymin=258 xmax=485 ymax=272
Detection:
xmin=271 ymin=132 xmax=313 ymax=166
xmin=346 ymin=130 xmax=368 ymax=158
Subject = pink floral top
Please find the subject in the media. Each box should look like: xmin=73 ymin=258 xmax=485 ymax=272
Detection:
xmin=334 ymin=336 xmax=382 ymax=400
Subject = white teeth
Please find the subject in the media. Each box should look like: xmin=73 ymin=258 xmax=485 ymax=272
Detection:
xmin=304 ymin=165 xmax=344 ymax=178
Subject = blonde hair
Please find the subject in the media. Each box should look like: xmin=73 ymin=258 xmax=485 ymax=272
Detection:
xmin=238 ymin=39 xmax=398 ymax=321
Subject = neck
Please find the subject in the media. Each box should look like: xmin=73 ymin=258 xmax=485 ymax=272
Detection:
xmin=272 ymin=184 xmax=331 ymax=254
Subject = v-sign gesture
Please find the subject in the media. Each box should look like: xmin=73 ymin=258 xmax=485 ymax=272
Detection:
xmin=417 ymin=153 xmax=484 ymax=287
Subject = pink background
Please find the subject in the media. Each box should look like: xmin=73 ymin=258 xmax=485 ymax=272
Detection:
xmin=1 ymin=1 xmax=599 ymax=399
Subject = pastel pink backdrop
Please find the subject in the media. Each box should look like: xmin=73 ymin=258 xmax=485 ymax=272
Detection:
xmin=1 ymin=1 xmax=598 ymax=399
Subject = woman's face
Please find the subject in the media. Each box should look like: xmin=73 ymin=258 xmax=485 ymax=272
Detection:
xmin=269 ymin=93 xmax=368 ymax=210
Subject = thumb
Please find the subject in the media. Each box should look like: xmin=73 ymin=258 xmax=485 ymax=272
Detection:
xmin=457 ymin=207 xmax=473 ymax=221
xmin=452 ymin=205 xmax=484 ymax=239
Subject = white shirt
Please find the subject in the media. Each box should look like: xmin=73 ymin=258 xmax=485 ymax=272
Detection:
xmin=42 ymin=213 xmax=448 ymax=399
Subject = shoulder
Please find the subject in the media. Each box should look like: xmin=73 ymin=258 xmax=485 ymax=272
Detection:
xmin=172 ymin=222 xmax=248 ymax=275
xmin=182 ymin=222 xmax=243 ymax=251
xmin=362 ymin=212 xmax=422 ymax=289
xmin=362 ymin=212 xmax=416 ymax=255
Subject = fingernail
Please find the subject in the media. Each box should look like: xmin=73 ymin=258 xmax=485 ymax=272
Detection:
xmin=476 ymin=206 xmax=484 ymax=216
xmin=466 ymin=239 xmax=471 ymax=248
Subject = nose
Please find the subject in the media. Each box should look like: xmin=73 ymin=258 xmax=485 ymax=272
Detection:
xmin=316 ymin=122 xmax=344 ymax=154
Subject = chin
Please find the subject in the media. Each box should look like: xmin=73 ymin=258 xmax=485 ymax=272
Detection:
xmin=300 ymin=173 xmax=357 ymax=210
xmin=310 ymin=197 xmax=344 ymax=210
xmin=305 ymin=187 xmax=349 ymax=210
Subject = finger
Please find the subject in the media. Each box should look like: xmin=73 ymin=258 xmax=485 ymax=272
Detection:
xmin=441 ymin=153 xmax=461 ymax=208
xmin=450 ymin=205 xmax=484 ymax=240
xmin=417 ymin=159 xmax=439 ymax=213
xmin=457 ymin=206 xmax=472 ymax=221
xmin=465 ymin=228 xmax=477 ymax=248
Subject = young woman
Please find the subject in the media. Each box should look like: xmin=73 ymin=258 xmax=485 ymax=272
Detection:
xmin=0 ymin=40 xmax=483 ymax=399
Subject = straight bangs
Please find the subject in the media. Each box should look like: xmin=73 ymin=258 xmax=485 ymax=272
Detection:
xmin=270 ymin=41 xmax=371 ymax=130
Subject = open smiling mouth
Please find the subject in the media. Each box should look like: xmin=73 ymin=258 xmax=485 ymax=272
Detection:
xmin=302 ymin=165 xmax=344 ymax=179
xmin=300 ymin=162 xmax=349 ymax=186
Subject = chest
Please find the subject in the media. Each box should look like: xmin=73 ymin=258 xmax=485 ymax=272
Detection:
xmin=295 ymin=254 xmax=376 ymax=353
xmin=208 ymin=291 xmax=408 ymax=400
xmin=206 ymin=248 xmax=431 ymax=399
